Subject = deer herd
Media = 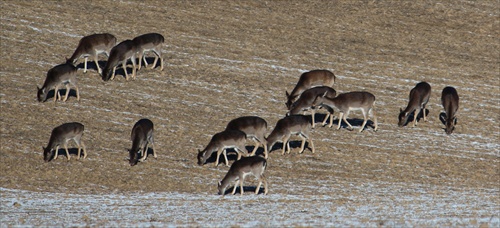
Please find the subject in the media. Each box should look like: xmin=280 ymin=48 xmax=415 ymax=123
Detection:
xmin=37 ymin=33 xmax=460 ymax=196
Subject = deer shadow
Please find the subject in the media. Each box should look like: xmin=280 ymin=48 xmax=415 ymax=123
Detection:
xmin=137 ymin=57 xmax=161 ymax=70
xmin=322 ymin=117 xmax=377 ymax=130
xmin=245 ymin=145 xmax=266 ymax=157
xmin=43 ymin=88 xmax=78 ymax=102
xmin=268 ymin=140 xmax=312 ymax=154
xmin=400 ymin=109 xmax=430 ymax=127
xmin=203 ymin=148 xmax=240 ymax=166
xmin=75 ymin=60 xmax=108 ymax=73
xmin=49 ymin=148 xmax=83 ymax=161
xmin=438 ymin=111 xmax=458 ymax=128
xmin=221 ymin=185 xmax=266 ymax=195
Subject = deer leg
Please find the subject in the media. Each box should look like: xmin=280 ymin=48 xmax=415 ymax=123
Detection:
xmin=137 ymin=52 xmax=144 ymax=70
xmin=83 ymin=57 xmax=88 ymax=73
xmin=282 ymin=135 xmax=291 ymax=155
xmin=342 ymin=111 xmax=354 ymax=130
xmin=359 ymin=109 xmax=368 ymax=132
xmin=231 ymin=180 xmax=239 ymax=195
xmin=151 ymin=137 xmax=157 ymax=159
xmin=371 ymin=108 xmax=378 ymax=131
xmin=337 ymin=113 xmax=344 ymax=129
xmin=53 ymin=85 xmax=60 ymax=102
xmin=309 ymin=137 xmax=315 ymax=153
xmin=422 ymin=105 xmax=428 ymax=121
xmin=263 ymin=142 xmax=268 ymax=159
xmin=262 ymin=175 xmax=268 ymax=195
xmin=64 ymin=142 xmax=71 ymax=160
xmin=250 ymin=140 xmax=259 ymax=156
xmin=139 ymin=144 xmax=148 ymax=162
xmin=311 ymin=108 xmax=316 ymax=128
xmin=75 ymin=138 xmax=81 ymax=160
xmin=412 ymin=109 xmax=418 ymax=127
xmin=223 ymin=149 xmax=231 ymax=166
xmin=110 ymin=66 xmax=117 ymax=80
xmin=214 ymin=148 xmax=223 ymax=167
xmin=298 ymin=135 xmax=307 ymax=153
xmin=239 ymin=177 xmax=245 ymax=195
xmin=53 ymin=146 xmax=59 ymax=160
xmin=131 ymin=56 xmax=136 ymax=80
xmin=62 ymin=84 xmax=70 ymax=101
xmin=122 ymin=61 xmax=129 ymax=81
xmin=94 ymin=54 xmax=101 ymax=75
xmin=73 ymin=84 xmax=80 ymax=101
xmin=80 ymin=141 xmax=87 ymax=159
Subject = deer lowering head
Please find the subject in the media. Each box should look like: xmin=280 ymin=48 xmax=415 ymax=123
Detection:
xmin=37 ymin=62 xmax=80 ymax=102
xmin=129 ymin=119 xmax=156 ymax=166
xmin=312 ymin=91 xmax=378 ymax=132
xmin=197 ymin=130 xmax=248 ymax=167
xmin=398 ymin=81 xmax=431 ymax=127
xmin=287 ymin=86 xmax=337 ymax=128
xmin=285 ymin=69 xmax=336 ymax=109
xmin=102 ymin=40 xmax=137 ymax=81
xmin=132 ymin=33 xmax=164 ymax=71
xmin=67 ymin=33 xmax=117 ymax=74
xmin=43 ymin=122 xmax=86 ymax=162
xmin=441 ymin=86 xmax=459 ymax=135
xmin=266 ymin=115 xmax=315 ymax=155
xmin=218 ymin=156 xmax=268 ymax=196
xmin=225 ymin=116 xmax=268 ymax=158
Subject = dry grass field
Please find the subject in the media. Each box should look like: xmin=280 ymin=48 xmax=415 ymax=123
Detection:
xmin=1 ymin=0 xmax=499 ymax=226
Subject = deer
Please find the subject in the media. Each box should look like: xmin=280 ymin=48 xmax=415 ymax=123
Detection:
xmin=285 ymin=69 xmax=336 ymax=109
xmin=66 ymin=33 xmax=117 ymax=75
xmin=197 ymin=130 xmax=248 ymax=167
xmin=102 ymin=39 xmax=137 ymax=81
xmin=312 ymin=91 xmax=378 ymax=132
xmin=37 ymin=62 xmax=80 ymax=102
xmin=398 ymin=81 xmax=431 ymax=127
xmin=218 ymin=156 xmax=268 ymax=196
xmin=266 ymin=115 xmax=315 ymax=155
xmin=225 ymin=116 xmax=268 ymax=158
xmin=43 ymin=122 xmax=86 ymax=162
xmin=129 ymin=119 xmax=156 ymax=166
xmin=287 ymin=86 xmax=337 ymax=128
xmin=132 ymin=33 xmax=164 ymax=71
xmin=441 ymin=86 xmax=459 ymax=135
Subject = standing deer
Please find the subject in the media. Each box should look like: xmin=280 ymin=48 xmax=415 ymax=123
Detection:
xmin=43 ymin=122 xmax=86 ymax=162
xmin=398 ymin=81 xmax=431 ymax=127
xmin=102 ymin=40 xmax=137 ymax=81
xmin=132 ymin=33 xmax=164 ymax=71
xmin=441 ymin=86 xmax=459 ymax=135
xmin=285 ymin=69 xmax=336 ymax=109
xmin=67 ymin=33 xmax=117 ymax=74
xmin=225 ymin=116 xmax=268 ymax=158
xmin=129 ymin=119 xmax=156 ymax=166
xmin=312 ymin=91 xmax=378 ymax=132
xmin=37 ymin=62 xmax=80 ymax=102
xmin=266 ymin=115 xmax=315 ymax=155
xmin=197 ymin=130 xmax=248 ymax=167
xmin=287 ymin=86 xmax=337 ymax=128
xmin=218 ymin=156 xmax=268 ymax=196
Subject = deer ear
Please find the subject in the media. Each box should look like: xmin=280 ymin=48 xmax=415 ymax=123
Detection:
xmin=399 ymin=108 xmax=403 ymax=112
xmin=285 ymin=91 xmax=290 ymax=97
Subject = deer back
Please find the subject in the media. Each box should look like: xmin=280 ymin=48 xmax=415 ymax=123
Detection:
xmin=286 ymin=70 xmax=336 ymax=108
xmin=103 ymin=39 xmax=137 ymax=80
xmin=288 ymin=86 xmax=337 ymax=115
xmin=218 ymin=156 xmax=267 ymax=195
xmin=225 ymin=116 xmax=267 ymax=139
xmin=132 ymin=33 xmax=164 ymax=51
xmin=44 ymin=122 xmax=84 ymax=161
xmin=68 ymin=33 xmax=117 ymax=63
xmin=441 ymin=86 xmax=459 ymax=134
xmin=197 ymin=130 xmax=247 ymax=165
xmin=37 ymin=63 xmax=78 ymax=102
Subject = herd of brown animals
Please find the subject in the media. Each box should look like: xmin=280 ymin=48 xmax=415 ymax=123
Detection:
xmin=37 ymin=33 xmax=460 ymax=196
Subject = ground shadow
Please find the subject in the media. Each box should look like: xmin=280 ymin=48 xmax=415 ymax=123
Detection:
xmin=203 ymin=149 xmax=239 ymax=166
xmin=43 ymin=89 xmax=78 ymax=102
xmin=49 ymin=148 xmax=83 ymax=161
xmin=138 ymin=57 xmax=161 ymax=70
xmin=268 ymin=140 xmax=312 ymax=154
xmin=222 ymin=185 xmax=265 ymax=195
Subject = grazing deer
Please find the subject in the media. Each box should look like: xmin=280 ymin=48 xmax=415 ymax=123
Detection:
xmin=67 ymin=33 xmax=117 ymax=74
xmin=132 ymin=33 xmax=164 ymax=71
xmin=287 ymin=86 xmax=337 ymax=128
xmin=37 ymin=62 xmax=80 ymax=102
xmin=225 ymin=116 xmax=268 ymax=158
xmin=102 ymin=40 xmax=137 ymax=81
xmin=218 ymin=156 xmax=268 ymax=196
xmin=285 ymin=69 xmax=336 ymax=109
xmin=43 ymin=122 xmax=86 ymax=162
xmin=441 ymin=86 xmax=459 ymax=135
xmin=129 ymin=119 xmax=156 ymax=166
xmin=266 ymin=115 xmax=315 ymax=155
xmin=197 ymin=130 xmax=248 ymax=167
xmin=398 ymin=81 xmax=431 ymax=127
xmin=313 ymin=91 xmax=378 ymax=132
